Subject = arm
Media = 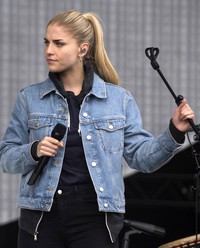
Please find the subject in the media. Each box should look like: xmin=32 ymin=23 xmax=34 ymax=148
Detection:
xmin=0 ymin=90 xmax=36 ymax=174
xmin=123 ymin=95 xmax=194 ymax=173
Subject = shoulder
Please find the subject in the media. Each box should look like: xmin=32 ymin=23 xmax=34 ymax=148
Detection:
xmin=18 ymin=78 xmax=56 ymax=100
xmin=20 ymin=78 xmax=49 ymax=94
xmin=93 ymin=73 xmax=134 ymax=100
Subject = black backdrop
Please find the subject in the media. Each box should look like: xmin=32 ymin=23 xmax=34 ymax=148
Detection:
xmin=123 ymin=142 xmax=199 ymax=247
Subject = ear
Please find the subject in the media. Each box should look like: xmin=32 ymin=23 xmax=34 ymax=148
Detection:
xmin=79 ymin=43 xmax=89 ymax=56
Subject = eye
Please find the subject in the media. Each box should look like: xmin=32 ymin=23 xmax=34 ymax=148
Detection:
xmin=55 ymin=41 xmax=65 ymax=47
xmin=44 ymin=39 xmax=49 ymax=46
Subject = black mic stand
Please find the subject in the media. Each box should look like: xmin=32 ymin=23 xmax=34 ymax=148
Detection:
xmin=145 ymin=47 xmax=200 ymax=245
xmin=122 ymin=219 xmax=166 ymax=248
xmin=145 ymin=47 xmax=199 ymax=136
xmin=122 ymin=228 xmax=142 ymax=248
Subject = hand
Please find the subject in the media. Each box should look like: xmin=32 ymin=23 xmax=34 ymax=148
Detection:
xmin=172 ymin=99 xmax=195 ymax=132
xmin=37 ymin=136 xmax=64 ymax=158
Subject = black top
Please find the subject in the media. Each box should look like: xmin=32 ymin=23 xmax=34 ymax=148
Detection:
xmin=49 ymin=61 xmax=94 ymax=186
xmin=58 ymin=91 xmax=93 ymax=186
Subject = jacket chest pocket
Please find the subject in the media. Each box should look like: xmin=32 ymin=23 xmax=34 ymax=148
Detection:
xmin=28 ymin=117 xmax=53 ymax=141
xmin=94 ymin=119 xmax=125 ymax=152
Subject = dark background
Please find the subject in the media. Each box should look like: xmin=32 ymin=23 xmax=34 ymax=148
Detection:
xmin=122 ymin=141 xmax=200 ymax=247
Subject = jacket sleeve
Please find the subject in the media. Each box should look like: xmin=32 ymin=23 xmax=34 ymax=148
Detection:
xmin=123 ymin=92 xmax=182 ymax=173
xmin=0 ymin=90 xmax=37 ymax=174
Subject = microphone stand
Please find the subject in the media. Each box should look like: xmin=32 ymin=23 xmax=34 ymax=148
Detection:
xmin=145 ymin=47 xmax=200 ymax=244
xmin=122 ymin=229 xmax=142 ymax=248
xmin=145 ymin=47 xmax=199 ymax=137
xmin=122 ymin=219 xmax=165 ymax=248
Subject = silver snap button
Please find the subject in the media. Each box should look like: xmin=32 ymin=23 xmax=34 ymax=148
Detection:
xmin=99 ymin=187 xmax=104 ymax=192
xmin=83 ymin=112 xmax=88 ymax=117
xmin=104 ymin=203 xmax=108 ymax=208
xmin=109 ymin=124 xmax=114 ymax=129
xmin=57 ymin=189 xmax=62 ymax=195
xmin=91 ymin=162 xmax=97 ymax=167
xmin=86 ymin=135 xmax=92 ymax=140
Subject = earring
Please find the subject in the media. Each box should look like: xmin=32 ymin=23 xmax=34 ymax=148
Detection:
xmin=79 ymin=55 xmax=83 ymax=62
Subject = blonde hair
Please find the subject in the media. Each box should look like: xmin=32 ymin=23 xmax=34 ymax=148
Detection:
xmin=47 ymin=10 xmax=119 ymax=85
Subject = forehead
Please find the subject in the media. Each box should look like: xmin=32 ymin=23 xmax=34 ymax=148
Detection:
xmin=45 ymin=24 xmax=73 ymax=40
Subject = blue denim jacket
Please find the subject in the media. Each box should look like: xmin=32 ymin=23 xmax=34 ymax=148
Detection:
xmin=0 ymin=73 xmax=182 ymax=213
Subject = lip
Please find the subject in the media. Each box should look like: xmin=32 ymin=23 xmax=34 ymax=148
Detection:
xmin=47 ymin=59 xmax=57 ymax=64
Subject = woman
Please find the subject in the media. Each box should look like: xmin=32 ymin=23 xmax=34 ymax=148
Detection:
xmin=0 ymin=10 xmax=194 ymax=248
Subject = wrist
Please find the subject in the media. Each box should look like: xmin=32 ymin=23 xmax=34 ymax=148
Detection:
xmin=31 ymin=141 xmax=40 ymax=161
xmin=169 ymin=119 xmax=185 ymax=144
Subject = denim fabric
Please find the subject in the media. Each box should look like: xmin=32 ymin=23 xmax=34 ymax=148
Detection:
xmin=0 ymin=73 xmax=182 ymax=213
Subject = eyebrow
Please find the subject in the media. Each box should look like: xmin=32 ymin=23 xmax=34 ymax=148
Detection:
xmin=44 ymin=38 xmax=65 ymax=42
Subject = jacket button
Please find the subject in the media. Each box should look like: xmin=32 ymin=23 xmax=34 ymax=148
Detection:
xmin=91 ymin=162 xmax=97 ymax=167
xmin=57 ymin=189 xmax=62 ymax=195
xmin=99 ymin=187 xmax=104 ymax=192
xmin=104 ymin=203 xmax=108 ymax=208
xmin=86 ymin=135 xmax=92 ymax=140
xmin=34 ymin=122 xmax=40 ymax=127
xmin=109 ymin=124 xmax=114 ymax=129
xmin=83 ymin=112 xmax=88 ymax=117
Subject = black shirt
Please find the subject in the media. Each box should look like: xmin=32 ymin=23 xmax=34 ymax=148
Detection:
xmin=50 ymin=61 xmax=94 ymax=187
xmin=58 ymin=91 xmax=93 ymax=186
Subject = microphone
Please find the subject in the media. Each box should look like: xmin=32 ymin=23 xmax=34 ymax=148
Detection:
xmin=124 ymin=219 xmax=166 ymax=237
xmin=27 ymin=123 xmax=66 ymax=186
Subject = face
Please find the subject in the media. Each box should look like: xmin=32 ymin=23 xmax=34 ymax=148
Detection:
xmin=44 ymin=24 xmax=82 ymax=74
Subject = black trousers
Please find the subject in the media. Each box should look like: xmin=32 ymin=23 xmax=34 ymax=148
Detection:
xmin=18 ymin=184 xmax=122 ymax=248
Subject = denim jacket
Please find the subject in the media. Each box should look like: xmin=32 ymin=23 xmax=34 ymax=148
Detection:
xmin=0 ymin=73 xmax=182 ymax=213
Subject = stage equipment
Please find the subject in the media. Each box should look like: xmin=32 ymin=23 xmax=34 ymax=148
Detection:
xmin=159 ymin=234 xmax=200 ymax=248
xmin=122 ymin=219 xmax=165 ymax=248
xmin=145 ymin=47 xmax=200 ymax=245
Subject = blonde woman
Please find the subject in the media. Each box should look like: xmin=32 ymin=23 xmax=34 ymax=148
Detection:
xmin=0 ymin=10 xmax=194 ymax=248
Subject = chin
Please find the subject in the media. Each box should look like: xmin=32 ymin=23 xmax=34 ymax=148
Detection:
xmin=49 ymin=68 xmax=61 ymax=73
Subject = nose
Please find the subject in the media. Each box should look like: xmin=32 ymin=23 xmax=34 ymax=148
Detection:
xmin=45 ymin=43 xmax=54 ymax=55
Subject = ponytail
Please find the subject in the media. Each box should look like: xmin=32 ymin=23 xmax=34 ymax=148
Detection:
xmin=83 ymin=13 xmax=119 ymax=85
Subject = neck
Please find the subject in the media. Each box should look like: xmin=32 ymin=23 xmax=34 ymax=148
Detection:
xmin=60 ymin=69 xmax=85 ymax=96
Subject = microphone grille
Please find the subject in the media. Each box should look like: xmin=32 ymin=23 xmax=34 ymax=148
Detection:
xmin=51 ymin=123 xmax=66 ymax=141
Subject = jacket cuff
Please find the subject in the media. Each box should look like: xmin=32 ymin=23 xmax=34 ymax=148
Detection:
xmin=169 ymin=119 xmax=185 ymax=144
xmin=31 ymin=141 xmax=40 ymax=161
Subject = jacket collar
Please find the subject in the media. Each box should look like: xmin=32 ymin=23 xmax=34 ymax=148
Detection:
xmin=90 ymin=73 xmax=107 ymax=99
xmin=40 ymin=72 xmax=107 ymax=100
xmin=39 ymin=78 xmax=57 ymax=99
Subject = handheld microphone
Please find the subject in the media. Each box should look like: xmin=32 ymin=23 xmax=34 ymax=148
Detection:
xmin=124 ymin=219 xmax=166 ymax=237
xmin=27 ymin=123 xmax=66 ymax=186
